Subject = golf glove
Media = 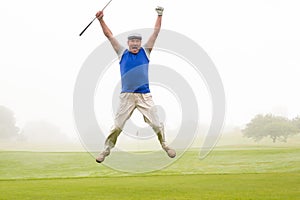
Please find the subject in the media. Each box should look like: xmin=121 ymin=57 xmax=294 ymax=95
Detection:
xmin=155 ymin=6 xmax=164 ymax=16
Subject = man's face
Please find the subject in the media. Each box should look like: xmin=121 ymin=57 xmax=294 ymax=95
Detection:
xmin=127 ymin=39 xmax=142 ymax=54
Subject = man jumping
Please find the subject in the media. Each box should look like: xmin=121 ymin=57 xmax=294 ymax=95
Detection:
xmin=95 ymin=6 xmax=176 ymax=163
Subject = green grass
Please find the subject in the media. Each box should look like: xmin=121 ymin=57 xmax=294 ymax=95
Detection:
xmin=0 ymin=147 xmax=300 ymax=199
xmin=1 ymin=173 xmax=299 ymax=200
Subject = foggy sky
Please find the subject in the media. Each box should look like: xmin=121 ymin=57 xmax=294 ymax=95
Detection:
xmin=1 ymin=0 xmax=300 ymax=141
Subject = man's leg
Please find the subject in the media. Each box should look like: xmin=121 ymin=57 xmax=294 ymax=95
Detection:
xmin=96 ymin=93 xmax=136 ymax=163
xmin=104 ymin=126 xmax=122 ymax=149
xmin=96 ymin=126 xmax=122 ymax=163
xmin=137 ymin=93 xmax=176 ymax=158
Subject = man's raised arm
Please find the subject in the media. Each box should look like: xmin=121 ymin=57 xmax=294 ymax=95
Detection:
xmin=96 ymin=11 xmax=121 ymax=54
xmin=145 ymin=6 xmax=164 ymax=53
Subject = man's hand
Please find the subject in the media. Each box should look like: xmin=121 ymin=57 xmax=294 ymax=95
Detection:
xmin=155 ymin=6 xmax=164 ymax=16
xmin=96 ymin=11 xmax=104 ymax=21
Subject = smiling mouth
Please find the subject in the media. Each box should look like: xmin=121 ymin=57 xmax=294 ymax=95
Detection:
xmin=132 ymin=46 xmax=139 ymax=50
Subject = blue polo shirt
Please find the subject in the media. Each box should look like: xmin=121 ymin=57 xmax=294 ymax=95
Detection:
xmin=119 ymin=47 xmax=150 ymax=93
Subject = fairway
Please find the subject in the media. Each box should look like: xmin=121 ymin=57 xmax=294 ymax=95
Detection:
xmin=1 ymin=173 xmax=299 ymax=200
xmin=1 ymin=147 xmax=300 ymax=199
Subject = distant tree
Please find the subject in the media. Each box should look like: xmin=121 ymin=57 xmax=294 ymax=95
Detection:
xmin=0 ymin=106 xmax=19 ymax=139
xmin=292 ymin=116 xmax=300 ymax=131
xmin=242 ymin=114 xmax=299 ymax=143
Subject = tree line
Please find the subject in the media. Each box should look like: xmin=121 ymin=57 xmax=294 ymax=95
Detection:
xmin=1 ymin=105 xmax=300 ymax=143
xmin=0 ymin=105 xmax=67 ymax=142
xmin=242 ymin=114 xmax=300 ymax=143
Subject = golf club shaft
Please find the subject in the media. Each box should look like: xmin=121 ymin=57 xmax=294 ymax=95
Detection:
xmin=79 ymin=0 xmax=113 ymax=36
xmin=101 ymin=0 xmax=113 ymax=11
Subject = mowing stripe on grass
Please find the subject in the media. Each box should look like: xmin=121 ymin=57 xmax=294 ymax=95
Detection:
xmin=0 ymin=173 xmax=299 ymax=200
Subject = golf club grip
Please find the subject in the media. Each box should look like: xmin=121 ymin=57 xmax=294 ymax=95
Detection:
xmin=79 ymin=17 xmax=96 ymax=36
xmin=79 ymin=0 xmax=112 ymax=36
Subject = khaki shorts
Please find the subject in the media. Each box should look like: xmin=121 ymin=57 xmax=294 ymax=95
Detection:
xmin=114 ymin=92 xmax=161 ymax=130
xmin=105 ymin=92 xmax=166 ymax=148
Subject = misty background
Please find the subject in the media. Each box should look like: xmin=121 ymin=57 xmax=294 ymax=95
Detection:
xmin=1 ymin=0 xmax=300 ymax=151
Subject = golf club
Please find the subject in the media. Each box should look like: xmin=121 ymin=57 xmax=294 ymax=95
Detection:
xmin=79 ymin=0 xmax=113 ymax=36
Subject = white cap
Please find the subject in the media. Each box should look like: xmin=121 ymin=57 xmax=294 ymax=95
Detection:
xmin=128 ymin=33 xmax=142 ymax=40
